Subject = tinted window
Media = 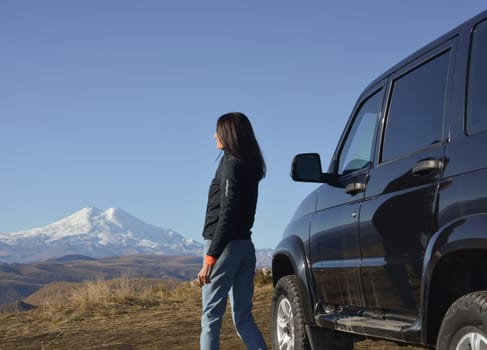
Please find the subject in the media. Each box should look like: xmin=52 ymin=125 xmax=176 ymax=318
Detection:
xmin=381 ymin=52 xmax=449 ymax=162
xmin=338 ymin=90 xmax=383 ymax=175
xmin=467 ymin=20 xmax=487 ymax=134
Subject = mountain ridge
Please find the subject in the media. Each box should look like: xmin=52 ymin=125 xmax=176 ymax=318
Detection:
xmin=0 ymin=207 xmax=203 ymax=263
xmin=0 ymin=207 xmax=272 ymax=267
xmin=0 ymin=253 xmax=203 ymax=306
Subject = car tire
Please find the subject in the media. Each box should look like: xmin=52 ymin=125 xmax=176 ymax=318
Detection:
xmin=271 ymin=275 xmax=309 ymax=350
xmin=437 ymin=291 xmax=487 ymax=350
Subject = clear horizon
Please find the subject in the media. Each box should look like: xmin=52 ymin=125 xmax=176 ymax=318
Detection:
xmin=1 ymin=1 xmax=486 ymax=249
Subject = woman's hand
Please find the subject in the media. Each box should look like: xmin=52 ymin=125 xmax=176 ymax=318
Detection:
xmin=198 ymin=263 xmax=214 ymax=287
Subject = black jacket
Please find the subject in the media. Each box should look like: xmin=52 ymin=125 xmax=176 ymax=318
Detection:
xmin=202 ymin=152 xmax=259 ymax=259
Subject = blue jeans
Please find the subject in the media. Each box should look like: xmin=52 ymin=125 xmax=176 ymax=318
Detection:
xmin=200 ymin=239 xmax=268 ymax=350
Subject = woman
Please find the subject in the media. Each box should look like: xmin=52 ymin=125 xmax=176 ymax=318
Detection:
xmin=198 ymin=112 xmax=268 ymax=350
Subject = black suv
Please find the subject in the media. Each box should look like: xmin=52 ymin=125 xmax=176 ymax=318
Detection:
xmin=271 ymin=9 xmax=487 ymax=350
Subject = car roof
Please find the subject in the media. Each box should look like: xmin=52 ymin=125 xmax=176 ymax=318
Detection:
xmin=363 ymin=9 xmax=487 ymax=91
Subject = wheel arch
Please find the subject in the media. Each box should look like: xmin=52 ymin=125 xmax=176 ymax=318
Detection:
xmin=272 ymin=234 xmax=316 ymax=324
xmin=422 ymin=214 xmax=487 ymax=345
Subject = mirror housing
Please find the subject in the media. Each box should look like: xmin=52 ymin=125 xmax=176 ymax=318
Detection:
xmin=291 ymin=153 xmax=338 ymax=185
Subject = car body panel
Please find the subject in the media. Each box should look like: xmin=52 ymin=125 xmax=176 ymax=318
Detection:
xmin=272 ymin=9 xmax=487 ymax=348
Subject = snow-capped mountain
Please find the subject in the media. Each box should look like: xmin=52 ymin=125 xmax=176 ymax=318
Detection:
xmin=0 ymin=207 xmax=203 ymax=263
xmin=0 ymin=207 xmax=273 ymax=266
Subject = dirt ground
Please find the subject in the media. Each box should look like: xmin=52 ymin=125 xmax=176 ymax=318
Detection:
xmin=0 ymin=282 xmax=425 ymax=350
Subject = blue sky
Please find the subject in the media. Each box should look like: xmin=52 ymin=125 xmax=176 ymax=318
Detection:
xmin=1 ymin=1 xmax=486 ymax=250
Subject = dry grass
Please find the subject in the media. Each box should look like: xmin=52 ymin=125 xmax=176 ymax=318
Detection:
xmin=0 ymin=273 xmax=425 ymax=350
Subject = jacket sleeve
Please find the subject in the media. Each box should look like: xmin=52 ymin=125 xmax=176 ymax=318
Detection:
xmin=206 ymin=157 xmax=241 ymax=260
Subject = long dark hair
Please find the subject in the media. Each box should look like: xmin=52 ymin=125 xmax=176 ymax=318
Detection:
xmin=216 ymin=112 xmax=266 ymax=180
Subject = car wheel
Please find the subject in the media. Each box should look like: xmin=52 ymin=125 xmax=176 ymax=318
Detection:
xmin=437 ymin=291 xmax=487 ymax=350
xmin=271 ymin=275 xmax=309 ymax=350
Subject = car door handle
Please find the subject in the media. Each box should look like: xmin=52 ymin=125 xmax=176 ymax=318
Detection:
xmin=345 ymin=182 xmax=366 ymax=195
xmin=411 ymin=159 xmax=443 ymax=176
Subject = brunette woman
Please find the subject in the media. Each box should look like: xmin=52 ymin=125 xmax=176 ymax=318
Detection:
xmin=198 ymin=112 xmax=268 ymax=350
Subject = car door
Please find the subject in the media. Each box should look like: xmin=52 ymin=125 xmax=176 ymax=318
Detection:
xmin=358 ymin=41 xmax=455 ymax=313
xmin=442 ymin=18 xmax=487 ymax=220
xmin=310 ymin=86 xmax=384 ymax=307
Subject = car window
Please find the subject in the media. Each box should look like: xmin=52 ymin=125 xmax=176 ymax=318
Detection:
xmin=338 ymin=90 xmax=383 ymax=175
xmin=381 ymin=51 xmax=450 ymax=162
xmin=467 ymin=19 xmax=487 ymax=134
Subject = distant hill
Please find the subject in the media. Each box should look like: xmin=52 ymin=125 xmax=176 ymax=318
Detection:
xmin=0 ymin=207 xmax=273 ymax=305
xmin=0 ymin=254 xmax=201 ymax=305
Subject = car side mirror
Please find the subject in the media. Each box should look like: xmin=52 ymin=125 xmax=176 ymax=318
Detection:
xmin=291 ymin=153 xmax=322 ymax=182
xmin=291 ymin=153 xmax=339 ymax=185
xmin=291 ymin=153 xmax=340 ymax=187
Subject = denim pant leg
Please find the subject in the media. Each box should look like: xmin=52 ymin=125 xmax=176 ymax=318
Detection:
xmin=200 ymin=240 xmax=268 ymax=350
xmin=229 ymin=240 xmax=268 ymax=350
xmin=200 ymin=240 xmax=235 ymax=350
